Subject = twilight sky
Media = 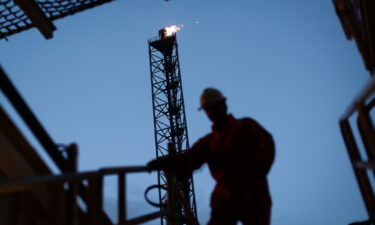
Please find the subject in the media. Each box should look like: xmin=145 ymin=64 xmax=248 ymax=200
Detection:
xmin=0 ymin=0 xmax=372 ymax=224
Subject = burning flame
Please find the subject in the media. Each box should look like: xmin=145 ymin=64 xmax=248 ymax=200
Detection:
xmin=164 ymin=25 xmax=183 ymax=36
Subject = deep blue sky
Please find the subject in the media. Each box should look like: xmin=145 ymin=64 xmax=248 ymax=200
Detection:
xmin=0 ymin=0 xmax=372 ymax=224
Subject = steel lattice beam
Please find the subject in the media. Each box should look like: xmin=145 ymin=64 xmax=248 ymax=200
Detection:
xmin=148 ymin=33 xmax=197 ymax=225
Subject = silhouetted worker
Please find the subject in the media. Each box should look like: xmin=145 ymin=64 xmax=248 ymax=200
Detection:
xmin=148 ymin=88 xmax=275 ymax=225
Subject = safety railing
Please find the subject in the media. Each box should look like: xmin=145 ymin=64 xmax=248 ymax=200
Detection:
xmin=0 ymin=66 xmax=73 ymax=173
xmin=0 ymin=165 xmax=200 ymax=225
xmin=0 ymin=65 xmax=199 ymax=225
xmin=0 ymin=166 xmax=161 ymax=225
xmin=0 ymin=65 xmax=113 ymax=224
xmin=147 ymin=33 xmax=176 ymax=44
xmin=340 ymin=75 xmax=375 ymax=225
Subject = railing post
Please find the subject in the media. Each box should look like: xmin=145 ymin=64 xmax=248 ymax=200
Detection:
xmin=340 ymin=120 xmax=375 ymax=219
xmin=65 ymin=143 xmax=78 ymax=225
xmin=88 ymin=175 xmax=103 ymax=225
xmin=118 ymin=173 xmax=126 ymax=224
xmin=357 ymin=103 xmax=375 ymax=161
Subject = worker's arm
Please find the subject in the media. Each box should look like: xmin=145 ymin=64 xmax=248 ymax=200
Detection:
xmin=239 ymin=118 xmax=275 ymax=179
xmin=147 ymin=135 xmax=210 ymax=175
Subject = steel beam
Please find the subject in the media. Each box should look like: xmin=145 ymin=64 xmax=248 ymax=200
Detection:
xmin=14 ymin=0 xmax=56 ymax=39
xmin=0 ymin=66 xmax=68 ymax=172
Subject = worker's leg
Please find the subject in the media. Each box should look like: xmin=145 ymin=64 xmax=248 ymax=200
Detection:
xmin=240 ymin=181 xmax=272 ymax=225
xmin=207 ymin=186 xmax=237 ymax=225
xmin=207 ymin=206 xmax=237 ymax=225
xmin=241 ymin=203 xmax=271 ymax=225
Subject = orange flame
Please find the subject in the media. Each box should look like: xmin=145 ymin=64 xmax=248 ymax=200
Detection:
xmin=164 ymin=25 xmax=183 ymax=36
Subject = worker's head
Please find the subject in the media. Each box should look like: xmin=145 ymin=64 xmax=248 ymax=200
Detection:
xmin=199 ymin=88 xmax=227 ymax=124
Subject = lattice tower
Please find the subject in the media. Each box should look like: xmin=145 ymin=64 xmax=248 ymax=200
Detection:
xmin=148 ymin=33 xmax=197 ymax=225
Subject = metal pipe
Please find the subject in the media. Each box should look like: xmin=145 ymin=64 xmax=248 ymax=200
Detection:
xmin=0 ymin=166 xmax=152 ymax=195
xmin=0 ymin=171 xmax=97 ymax=194
xmin=341 ymin=75 xmax=375 ymax=120
xmin=99 ymin=166 xmax=151 ymax=174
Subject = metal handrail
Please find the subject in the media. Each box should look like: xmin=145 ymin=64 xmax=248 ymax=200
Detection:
xmin=0 ymin=166 xmax=199 ymax=225
xmin=0 ymin=66 xmax=198 ymax=224
xmin=340 ymin=75 xmax=375 ymax=120
xmin=339 ymin=75 xmax=375 ymax=224
xmin=0 ymin=66 xmax=112 ymax=224
xmin=147 ymin=34 xmax=176 ymax=43
xmin=0 ymin=65 xmax=70 ymax=172
xmin=0 ymin=165 xmax=199 ymax=225
xmin=148 ymin=35 xmax=161 ymax=43
xmin=0 ymin=166 xmax=150 ymax=194
xmin=0 ymin=166 xmax=160 ymax=225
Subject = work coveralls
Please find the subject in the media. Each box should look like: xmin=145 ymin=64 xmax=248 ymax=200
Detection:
xmin=156 ymin=114 xmax=275 ymax=225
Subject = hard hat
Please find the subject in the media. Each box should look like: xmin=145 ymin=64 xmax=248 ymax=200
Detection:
xmin=199 ymin=88 xmax=226 ymax=110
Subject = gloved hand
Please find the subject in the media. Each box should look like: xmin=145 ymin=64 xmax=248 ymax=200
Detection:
xmin=147 ymin=157 xmax=169 ymax=171
xmin=147 ymin=156 xmax=193 ymax=178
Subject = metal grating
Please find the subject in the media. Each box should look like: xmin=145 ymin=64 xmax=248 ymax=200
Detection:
xmin=0 ymin=0 xmax=31 ymax=39
xmin=38 ymin=0 xmax=115 ymax=20
xmin=0 ymin=0 xmax=115 ymax=40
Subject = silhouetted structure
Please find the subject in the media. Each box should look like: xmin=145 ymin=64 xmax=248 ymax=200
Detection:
xmin=0 ymin=67 xmax=163 ymax=225
xmin=333 ymin=0 xmax=375 ymax=224
xmin=333 ymin=0 xmax=375 ymax=75
xmin=0 ymin=0 xmax=116 ymax=39
xmin=148 ymin=29 xmax=198 ymax=225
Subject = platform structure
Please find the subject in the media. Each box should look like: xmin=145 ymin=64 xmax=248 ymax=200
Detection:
xmin=0 ymin=66 xmax=164 ymax=225
xmin=333 ymin=1 xmax=375 ymax=224
xmin=148 ymin=30 xmax=197 ymax=225
xmin=0 ymin=0 xmax=116 ymax=40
